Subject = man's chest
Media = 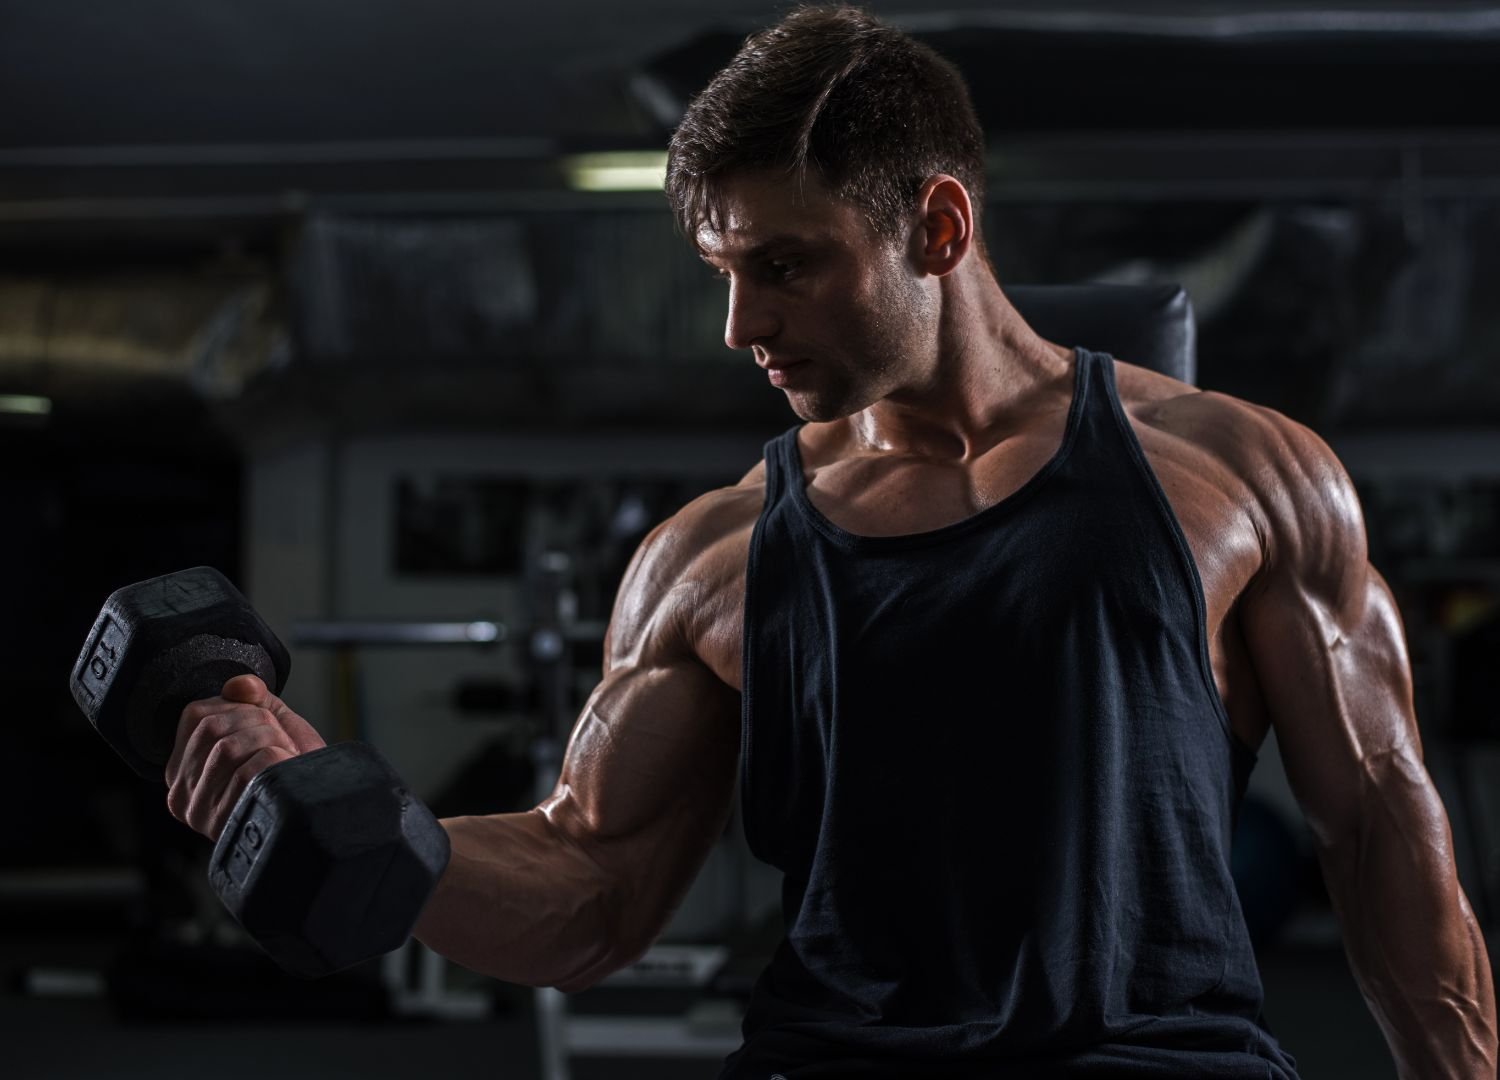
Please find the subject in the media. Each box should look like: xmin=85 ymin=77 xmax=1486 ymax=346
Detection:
xmin=691 ymin=418 xmax=1271 ymax=745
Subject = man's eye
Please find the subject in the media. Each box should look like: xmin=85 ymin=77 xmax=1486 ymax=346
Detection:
xmin=769 ymin=261 xmax=800 ymax=279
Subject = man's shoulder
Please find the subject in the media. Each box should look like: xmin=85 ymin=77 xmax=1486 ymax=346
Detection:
xmin=607 ymin=467 xmax=763 ymax=673
xmin=1120 ymin=360 xmax=1362 ymax=574
xmin=628 ymin=465 xmax=765 ymax=588
xmin=1118 ymin=359 xmax=1342 ymax=489
xmin=675 ymin=462 xmax=767 ymax=540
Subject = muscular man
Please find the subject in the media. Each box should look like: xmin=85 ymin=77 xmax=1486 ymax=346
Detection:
xmin=166 ymin=6 xmax=1495 ymax=1078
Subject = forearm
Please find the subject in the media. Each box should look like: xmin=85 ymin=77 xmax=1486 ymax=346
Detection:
xmin=1323 ymin=808 xmax=1497 ymax=1078
xmin=413 ymin=810 xmax=624 ymax=992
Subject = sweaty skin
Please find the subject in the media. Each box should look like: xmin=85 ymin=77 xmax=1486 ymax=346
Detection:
xmin=167 ymin=169 xmax=1496 ymax=1075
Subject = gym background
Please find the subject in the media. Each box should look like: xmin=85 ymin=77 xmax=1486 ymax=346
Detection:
xmin=3 ymin=2 xmax=1498 ymax=1077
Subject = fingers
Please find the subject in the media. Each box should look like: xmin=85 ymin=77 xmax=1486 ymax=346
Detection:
xmin=167 ymin=698 xmax=252 ymax=792
xmin=163 ymin=674 xmax=329 ymax=841
xmin=167 ymin=692 xmax=258 ymax=782
xmin=167 ymin=679 xmax=326 ymax=788
xmin=166 ymin=705 xmax=301 ymax=840
xmin=183 ymin=742 xmax=297 ymax=840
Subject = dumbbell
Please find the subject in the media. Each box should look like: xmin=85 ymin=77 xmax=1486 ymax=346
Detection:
xmin=69 ymin=566 xmax=450 ymax=979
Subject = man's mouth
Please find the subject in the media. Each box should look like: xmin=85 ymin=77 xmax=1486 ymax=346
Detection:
xmin=765 ymin=359 xmax=808 ymax=386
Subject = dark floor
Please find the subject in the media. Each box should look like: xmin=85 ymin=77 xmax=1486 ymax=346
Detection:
xmin=0 ymin=933 xmax=1442 ymax=1080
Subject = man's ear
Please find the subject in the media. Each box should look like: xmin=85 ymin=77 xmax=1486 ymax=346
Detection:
xmin=911 ymin=174 xmax=974 ymax=276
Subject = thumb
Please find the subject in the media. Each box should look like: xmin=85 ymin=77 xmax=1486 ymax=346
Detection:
xmin=220 ymin=673 xmax=270 ymax=705
xmin=222 ymin=673 xmax=325 ymax=755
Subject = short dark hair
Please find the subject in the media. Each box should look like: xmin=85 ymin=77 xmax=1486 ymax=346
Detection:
xmin=666 ymin=4 xmax=987 ymax=248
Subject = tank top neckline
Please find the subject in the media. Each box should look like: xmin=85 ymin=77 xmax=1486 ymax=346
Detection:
xmin=783 ymin=346 xmax=1095 ymax=552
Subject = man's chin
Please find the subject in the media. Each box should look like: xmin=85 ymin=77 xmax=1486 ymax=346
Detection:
xmin=784 ymin=384 xmax=875 ymax=425
xmin=785 ymin=392 xmax=845 ymax=424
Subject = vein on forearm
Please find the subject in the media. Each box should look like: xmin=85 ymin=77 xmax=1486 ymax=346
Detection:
xmin=1322 ymin=747 xmax=1497 ymax=1075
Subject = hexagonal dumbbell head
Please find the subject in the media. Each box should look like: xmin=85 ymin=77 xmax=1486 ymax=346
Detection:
xmin=209 ymin=742 xmax=452 ymax=978
xmin=70 ymin=567 xmax=291 ymax=781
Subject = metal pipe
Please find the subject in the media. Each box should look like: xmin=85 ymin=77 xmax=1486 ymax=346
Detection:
xmin=290 ymin=618 xmax=607 ymax=648
xmin=292 ymin=620 xmax=507 ymax=647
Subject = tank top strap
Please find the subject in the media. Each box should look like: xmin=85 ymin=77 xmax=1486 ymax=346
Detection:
xmin=1067 ymin=346 xmax=1123 ymax=458
xmin=761 ymin=424 xmax=801 ymax=508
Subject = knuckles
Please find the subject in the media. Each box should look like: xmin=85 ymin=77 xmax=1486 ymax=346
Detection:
xmin=180 ymin=697 xmax=223 ymax=726
xmin=234 ymin=747 xmax=281 ymax=790
xmin=196 ymin=706 xmax=275 ymax=743
xmin=199 ymin=734 xmax=242 ymax=784
xmin=166 ymin=706 xmax=286 ymax=837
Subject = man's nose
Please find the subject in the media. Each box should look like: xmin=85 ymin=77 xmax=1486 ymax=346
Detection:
xmin=723 ymin=280 xmax=779 ymax=351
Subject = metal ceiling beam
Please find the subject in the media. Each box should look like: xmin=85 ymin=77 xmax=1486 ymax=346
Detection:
xmin=0 ymin=138 xmax=556 ymax=169
xmin=6 ymin=130 xmax=1500 ymax=224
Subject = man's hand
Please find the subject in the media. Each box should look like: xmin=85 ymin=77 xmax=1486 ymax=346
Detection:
xmin=164 ymin=674 xmax=325 ymax=841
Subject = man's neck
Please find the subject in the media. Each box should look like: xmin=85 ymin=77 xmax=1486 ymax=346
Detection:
xmin=850 ymin=268 xmax=1074 ymax=464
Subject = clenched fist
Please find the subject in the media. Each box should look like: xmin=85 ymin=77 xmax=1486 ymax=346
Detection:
xmin=165 ymin=674 xmax=325 ymax=840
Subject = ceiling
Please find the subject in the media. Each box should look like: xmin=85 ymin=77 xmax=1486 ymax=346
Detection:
xmin=4 ymin=0 xmax=1500 ymax=154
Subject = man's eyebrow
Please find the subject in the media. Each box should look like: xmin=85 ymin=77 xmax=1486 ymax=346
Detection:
xmin=699 ymin=233 xmax=818 ymax=264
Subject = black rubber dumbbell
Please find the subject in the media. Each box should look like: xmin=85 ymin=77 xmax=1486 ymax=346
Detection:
xmin=69 ymin=566 xmax=450 ymax=978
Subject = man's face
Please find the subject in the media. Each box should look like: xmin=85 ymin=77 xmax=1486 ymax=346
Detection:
xmin=695 ymin=170 xmax=934 ymax=423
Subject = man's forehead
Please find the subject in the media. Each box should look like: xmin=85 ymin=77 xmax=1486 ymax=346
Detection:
xmin=694 ymin=172 xmax=855 ymax=258
xmin=696 ymin=226 xmax=824 ymax=261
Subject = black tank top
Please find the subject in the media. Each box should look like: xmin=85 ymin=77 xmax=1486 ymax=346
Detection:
xmin=722 ymin=348 xmax=1300 ymax=1079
